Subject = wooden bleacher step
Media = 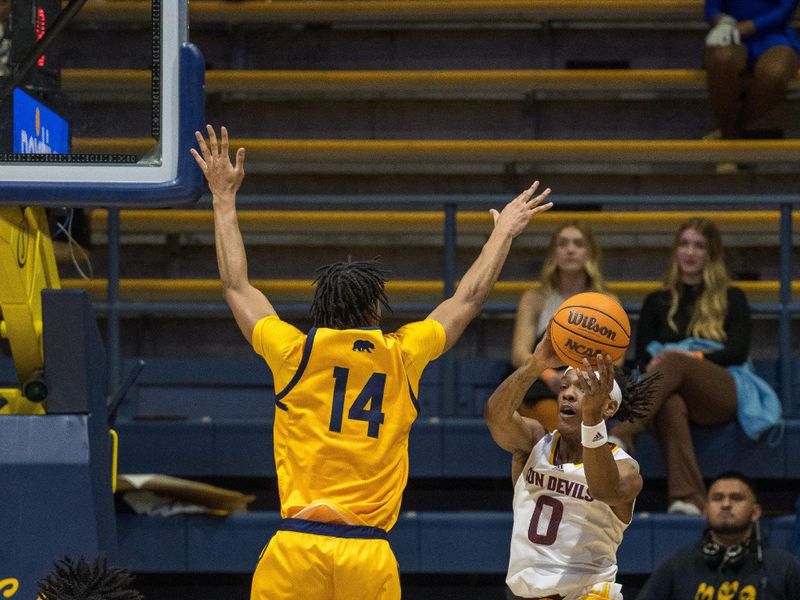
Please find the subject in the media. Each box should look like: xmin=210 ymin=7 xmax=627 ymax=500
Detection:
xmin=63 ymin=68 xmax=800 ymax=99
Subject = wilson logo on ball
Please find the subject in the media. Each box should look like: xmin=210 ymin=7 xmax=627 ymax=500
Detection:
xmin=566 ymin=311 xmax=618 ymax=341
xmin=549 ymin=292 xmax=631 ymax=368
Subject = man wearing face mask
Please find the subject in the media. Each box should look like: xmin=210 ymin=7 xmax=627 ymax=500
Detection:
xmin=637 ymin=472 xmax=800 ymax=600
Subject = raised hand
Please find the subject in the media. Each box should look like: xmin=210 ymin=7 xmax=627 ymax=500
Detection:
xmin=531 ymin=326 xmax=563 ymax=371
xmin=576 ymin=354 xmax=615 ymax=422
xmin=490 ymin=181 xmax=553 ymax=238
xmin=191 ymin=125 xmax=246 ymax=200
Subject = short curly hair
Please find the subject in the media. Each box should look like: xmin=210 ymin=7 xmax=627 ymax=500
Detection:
xmin=37 ymin=556 xmax=143 ymax=600
xmin=310 ymin=258 xmax=391 ymax=329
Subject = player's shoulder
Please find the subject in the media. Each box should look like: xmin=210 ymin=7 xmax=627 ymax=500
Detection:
xmin=253 ymin=315 xmax=305 ymax=348
xmin=391 ymin=318 xmax=445 ymax=339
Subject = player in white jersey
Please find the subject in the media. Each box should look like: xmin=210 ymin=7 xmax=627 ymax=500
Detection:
xmin=484 ymin=329 xmax=656 ymax=600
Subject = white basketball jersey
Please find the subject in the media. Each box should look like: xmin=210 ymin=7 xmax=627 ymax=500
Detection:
xmin=506 ymin=431 xmax=636 ymax=599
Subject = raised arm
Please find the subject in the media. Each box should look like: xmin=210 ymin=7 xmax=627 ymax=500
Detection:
xmin=191 ymin=125 xmax=275 ymax=344
xmin=575 ymin=355 xmax=642 ymax=518
xmin=511 ymin=288 xmax=543 ymax=368
xmin=484 ymin=328 xmax=561 ymax=481
xmin=428 ymin=183 xmax=553 ymax=352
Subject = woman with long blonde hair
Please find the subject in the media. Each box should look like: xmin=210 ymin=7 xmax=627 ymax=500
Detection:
xmin=608 ymin=217 xmax=751 ymax=515
xmin=510 ymin=221 xmax=608 ymax=431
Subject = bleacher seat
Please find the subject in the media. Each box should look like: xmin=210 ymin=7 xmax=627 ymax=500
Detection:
xmin=114 ymin=510 xmax=796 ymax=575
xmin=106 ymin=357 xmax=800 ymax=479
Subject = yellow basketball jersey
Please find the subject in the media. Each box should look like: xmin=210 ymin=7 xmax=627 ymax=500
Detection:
xmin=252 ymin=316 xmax=445 ymax=531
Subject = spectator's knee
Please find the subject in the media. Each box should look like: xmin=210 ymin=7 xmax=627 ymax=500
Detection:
xmin=753 ymin=59 xmax=796 ymax=88
xmin=649 ymin=351 xmax=692 ymax=376
xmin=661 ymin=393 xmax=689 ymax=420
xmin=705 ymin=45 xmax=746 ymax=74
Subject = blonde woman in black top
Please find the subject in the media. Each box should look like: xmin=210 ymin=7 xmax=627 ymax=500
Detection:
xmin=609 ymin=218 xmax=751 ymax=515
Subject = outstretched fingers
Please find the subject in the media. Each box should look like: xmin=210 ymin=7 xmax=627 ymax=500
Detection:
xmin=577 ymin=359 xmax=598 ymax=394
xmin=513 ymin=181 xmax=539 ymax=204
xmin=206 ymin=124 xmax=218 ymax=156
xmin=580 ymin=355 xmax=613 ymax=396
xmin=234 ymin=147 xmax=246 ymax=171
xmin=597 ymin=354 xmax=615 ymax=394
xmin=220 ymin=126 xmax=230 ymax=158
xmin=527 ymin=186 xmax=552 ymax=209
xmin=194 ymin=130 xmax=211 ymax=163
xmin=189 ymin=148 xmax=207 ymax=173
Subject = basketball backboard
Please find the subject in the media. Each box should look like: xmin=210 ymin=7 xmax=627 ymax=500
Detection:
xmin=0 ymin=0 xmax=204 ymax=207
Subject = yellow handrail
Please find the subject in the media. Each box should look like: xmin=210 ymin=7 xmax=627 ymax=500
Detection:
xmin=75 ymin=1 xmax=707 ymax=24
xmin=61 ymin=278 xmax=798 ymax=302
xmin=88 ymin=209 xmax=799 ymax=234
xmin=63 ymin=68 xmax=800 ymax=96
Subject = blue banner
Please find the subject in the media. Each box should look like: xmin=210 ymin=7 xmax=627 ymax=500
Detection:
xmin=12 ymin=88 xmax=69 ymax=154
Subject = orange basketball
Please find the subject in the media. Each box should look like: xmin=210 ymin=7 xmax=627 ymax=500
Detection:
xmin=549 ymin=292 xmax=631 ymax=368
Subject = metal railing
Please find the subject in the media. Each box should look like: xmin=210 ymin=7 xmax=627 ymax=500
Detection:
xmin=102 ymin=193 xmax=798 ymax=414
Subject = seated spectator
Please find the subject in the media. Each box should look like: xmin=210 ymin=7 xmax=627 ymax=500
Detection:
xmin=704 ymin=0 xmax=800 ymax=140
xmin=637 ymin=471 xmax=800 ymax=599
xmin=608 ymin=218 xmax=752 ymax=515
xmin=37 ymin=556 xmax=143 ymax=600
xmin=510 ymin=221 xmax=610 ymax=432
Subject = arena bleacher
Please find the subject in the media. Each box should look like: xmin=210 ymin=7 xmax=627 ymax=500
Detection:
xmin=3 ymin=1 xmax=798 ymax=598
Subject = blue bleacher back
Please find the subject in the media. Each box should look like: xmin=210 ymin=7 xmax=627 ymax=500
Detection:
xmin=114 ymin=356 xmax=799 ymax=479
xmin=114 ymin=510 xmax=798 ymax=575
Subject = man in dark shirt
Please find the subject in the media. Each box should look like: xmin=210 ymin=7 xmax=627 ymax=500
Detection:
xmin=637 ymin=472 xmax=800 ymax=600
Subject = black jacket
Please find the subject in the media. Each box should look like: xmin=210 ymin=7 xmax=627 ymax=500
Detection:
xmin=637 ymin=538 xmax=800 ymax=600
xmin=635 ymin=285 xmax=751 ymax=370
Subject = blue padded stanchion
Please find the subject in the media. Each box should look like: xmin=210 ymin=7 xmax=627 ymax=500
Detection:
xmin=0 ymin=290 xmax=116 ymax=597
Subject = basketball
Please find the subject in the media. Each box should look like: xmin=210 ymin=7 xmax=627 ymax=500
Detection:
xmin=549 ymin=292 xmax=631 ymax=368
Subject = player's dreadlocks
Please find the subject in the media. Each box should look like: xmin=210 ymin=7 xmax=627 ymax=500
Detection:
xmin=613 ymin=367 xmax=661 ymax=423
xmin=310 ymin=258 xmax=391 ymax=329
xmin=37 ymin=556 xmax=143 ymax=600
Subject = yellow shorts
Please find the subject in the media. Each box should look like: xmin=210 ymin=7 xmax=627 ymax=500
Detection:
xmin=250 ymin=519 xmax=400 ymax=600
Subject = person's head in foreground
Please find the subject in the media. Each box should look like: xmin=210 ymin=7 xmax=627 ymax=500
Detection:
xmin=37 ymin=556 xmax=143 ymax=600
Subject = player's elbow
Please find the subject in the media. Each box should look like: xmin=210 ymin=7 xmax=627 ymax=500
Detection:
xmin=483 ymin=397 xmax=508 ymax=430
xmin=222 ymin=285 xmax=238 ymax=303
xmin=460 ymin=282 xmax=490 ymax=307
xmin=455 ymin=295 xmax=484 ymax=322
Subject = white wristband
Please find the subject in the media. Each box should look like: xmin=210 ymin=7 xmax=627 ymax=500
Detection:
xmin=581 ymin=421 xmax=608 ymax=448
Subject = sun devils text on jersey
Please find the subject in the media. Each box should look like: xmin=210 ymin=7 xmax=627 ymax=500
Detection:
xmin=508 ymin=431 xmax=637 ymax=599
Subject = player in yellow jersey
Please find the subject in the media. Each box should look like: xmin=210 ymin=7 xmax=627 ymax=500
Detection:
xmin=191 ymin=125 xmax=553 ymax=600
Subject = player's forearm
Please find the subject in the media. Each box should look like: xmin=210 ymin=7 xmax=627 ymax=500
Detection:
xmin=582 ymin=404 xmax=626 ymax=501
xmin=454 ymin=228 xmax=514 ymax=310
xmin=485 ymin=357 xmax=543 ymax=424
xmin=583 ymin=448 xmax=623 ymax=502
xmin=213 ymin=194 xmax=250 ymax=292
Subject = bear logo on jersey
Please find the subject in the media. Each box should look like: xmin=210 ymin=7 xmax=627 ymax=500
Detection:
xmin=352 ymin=340 xmax=375 ymax=353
